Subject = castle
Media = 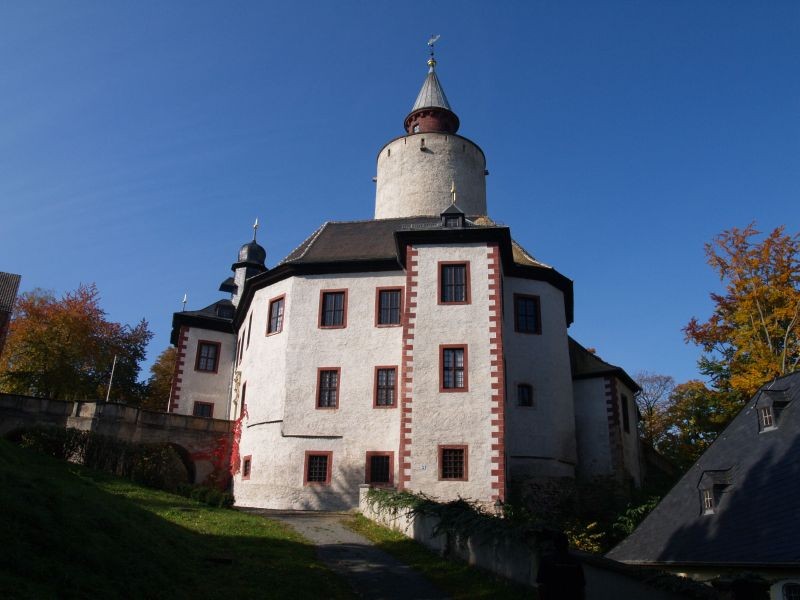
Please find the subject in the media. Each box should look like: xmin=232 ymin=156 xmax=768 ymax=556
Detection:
xmin=168 ymin=50 xmax=642 ymax=510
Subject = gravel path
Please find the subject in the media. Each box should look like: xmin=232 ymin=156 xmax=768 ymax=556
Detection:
xmin=241 ymin=509 xmax=449 ymax=600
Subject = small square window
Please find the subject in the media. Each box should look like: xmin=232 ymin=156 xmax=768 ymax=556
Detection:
xmin=376 ymin=288 xmax=402 ymax=326
xmin=305 ymin=451 xmax=332 ymax=485
xmin=374 ymin=367 xmax=397 ymax=407
xmin=267 ymin=296 xmax=285 ymax=334
xmin=366 ymin=452 xmax=393 ymax=486
xmin=514 ymin=294 xmax=541 ymax=334
xmin=783 ymin=583 xmax=800 ymax=600
xmin=439 ymin=263 xmax=470 ymax=304
xmin=517 ymin=384 xmax=534 ymax=407
xmin=319 ymin=290 xmax=347 ymax=328
xmin=192 ymin=401 xmax=214 ymax=418
xmin=242 ymin=455 xmax=252 ymax=480
xmin=195 ymin=341 xmax=221 ymax=373
xmin=439 ymin=446 xmax=467 ymax=480
xmin=317 ymin=368 xmax=340 ymax=409
xmin=440 ymin=346 xmax=468 ymax=392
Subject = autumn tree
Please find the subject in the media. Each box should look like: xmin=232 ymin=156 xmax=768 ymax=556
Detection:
xmin=685 ymin=223 xmax=800 ymax=399
xmin=634 ymin=371 xmax=675 ymax=448
xmin=142 ymin=346 xmax=177 ymax=411
xmin=0 ymin=284 xmax=152 ymax=402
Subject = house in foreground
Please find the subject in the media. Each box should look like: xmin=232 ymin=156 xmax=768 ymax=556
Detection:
xmin=168 ymin=51 xmax=642 ymax=510
xmin=608 ymin=371 xmax=800 ymax=597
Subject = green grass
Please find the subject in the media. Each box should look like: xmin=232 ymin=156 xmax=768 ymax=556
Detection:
xmin=346 ymin=514 xmax=536 ymax=600
xmin=0 ymin=439 xmax=354 ymax=599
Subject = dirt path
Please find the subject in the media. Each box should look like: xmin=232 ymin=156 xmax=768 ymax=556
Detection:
xmin=241 ymin=509 xmax=449 ymax=600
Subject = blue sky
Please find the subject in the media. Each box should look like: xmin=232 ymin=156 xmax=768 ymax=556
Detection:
xmin=1 ymin=2 xmax=798 ymax=385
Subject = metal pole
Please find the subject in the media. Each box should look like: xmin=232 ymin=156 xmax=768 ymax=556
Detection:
xmin=105 ymin=355 xmax=117 ymax=402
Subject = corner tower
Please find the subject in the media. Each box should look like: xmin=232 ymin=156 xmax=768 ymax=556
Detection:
xmin=374 ymin=49 xmax=487 ymax=219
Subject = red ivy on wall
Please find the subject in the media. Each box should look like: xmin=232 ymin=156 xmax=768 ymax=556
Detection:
xmin=229 ymin=398 xmax=248 ymax=477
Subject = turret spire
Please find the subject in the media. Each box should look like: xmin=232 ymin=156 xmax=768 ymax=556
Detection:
xmin=404 ymin=37 xmax=460 ymax=135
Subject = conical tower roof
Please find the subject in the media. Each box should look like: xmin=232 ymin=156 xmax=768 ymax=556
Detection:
xmin=404 ymin=56 xmax=460 ymax=135
xmin=411 ymin=60 xmax=452 ymax=112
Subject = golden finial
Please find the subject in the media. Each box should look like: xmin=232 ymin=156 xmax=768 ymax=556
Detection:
xmin=427 ymin=34 xmax=440 ymax=69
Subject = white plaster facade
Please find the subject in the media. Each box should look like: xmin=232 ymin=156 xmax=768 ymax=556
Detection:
xmin=169 ymin=54 xmax=642 ymax=511
xmin=374 ymin=133 xmax=487 ymax=219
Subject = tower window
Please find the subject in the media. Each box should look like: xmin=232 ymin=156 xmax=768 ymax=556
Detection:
xmin=413 ymin=124 xmax=420 ymax=133
xmin=440 ymin=345 xmax=468 ymax=392
xmin=514 ymin=294 xmax=542 ymax=334
xmin=267 ymin=295 xmax=285 ymax=335
xmin=518 ymin=384 xmax=534 ymax=407
xmin=319 ymin=290 xmax=347 ymax=328
xmin=246 ymin=313 xmax=253 ymax=348
xmin=195 ymin=341 xmax=221 ymax=373
xmin=374 ymin=367 xmax=397 ymax=407
xmin=242 ymin=455 xmax=252 ymax=480
xmin=317 ymin=368 xmax=340 ymax=409
xmin=439 ymin=262 xmax=470 ymax=304
xmin=439 ymin=445 xmax=468 ymax=480
xmin=376 ymin=288 xmax=402 ymax=326
xmin=304 ymin=451 xmax=332 ymax=485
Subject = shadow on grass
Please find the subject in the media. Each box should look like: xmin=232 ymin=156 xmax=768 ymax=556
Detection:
xmin=0 ymin=441 xmax=354 ymax=600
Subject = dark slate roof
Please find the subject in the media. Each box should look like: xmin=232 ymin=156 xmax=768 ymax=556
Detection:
xmin=0 ymin=272 xmax=21 ymax=313
xmin=569 ymin=337 xmax=640 ymax=392
xmin=170 ymin=299 xmax=234 ymax=344
xmin=608 ymin=371 xmax=800 ymax=567
xmin=280 ymin=217 xmax=550 ymax=268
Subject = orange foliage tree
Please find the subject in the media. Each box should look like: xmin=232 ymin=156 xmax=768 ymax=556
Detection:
xmin=685 ymin=223 xmax=800 ymax=399
xmin=0 ymin=284 xmax=152 ymax=402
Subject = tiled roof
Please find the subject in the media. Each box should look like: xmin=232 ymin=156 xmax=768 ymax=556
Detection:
xmin=608 ymin=372 xmax=800 ymax=566
xmin=0 ymin=272 xmax=21 ymax=313
xmin=568 ymin=337 xmax=640 ymax=392
xmin=279 ymin=217 xmax=550 ymax=269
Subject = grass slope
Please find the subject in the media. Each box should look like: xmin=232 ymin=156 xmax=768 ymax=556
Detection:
xmin=347 ymin=514 xmax=536 ymax=600
xmin=0 ymin=440 xmax=353 ymax=599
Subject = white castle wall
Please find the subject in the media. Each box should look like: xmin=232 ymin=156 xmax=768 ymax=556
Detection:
xmin=374 ymin=133 xmax=487 ymax=218
xmin=573 ymin=377 xmax=614 ymax=478
xmin=175 ymin=327 xmax=235 ymax=419
xmin=617 ymin=380 xmax=642 ymax=486
xmin=404 ymin=243 xmax=496 ymax=501
xmin=503 ymin=277 xmax=576 ymax=480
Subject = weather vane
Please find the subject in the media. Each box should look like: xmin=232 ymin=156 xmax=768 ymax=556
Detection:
xmin=182 ymin=293 xmax=187 ymax=312
xmin=253 ymin=217 xmax=259 ymax=241
xmin=450 ymin=180 xmax=457 ymax=205
xmin=427 ymin=34 xmax=441 ymax=67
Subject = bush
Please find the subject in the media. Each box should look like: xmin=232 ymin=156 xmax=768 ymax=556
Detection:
xmin=178 ymin=483 xmax=234 ymax=508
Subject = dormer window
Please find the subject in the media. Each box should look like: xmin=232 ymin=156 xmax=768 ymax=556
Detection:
xmin=702 ymin=489 xmax=714 ymax=514
xmin=760 ymin=406 xmax=775 ymax=429
xmin=444 ymin=216 xmax=462 ymax=228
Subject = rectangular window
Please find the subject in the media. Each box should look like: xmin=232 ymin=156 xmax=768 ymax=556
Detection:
xmin=514 ymin=294 xmax=542 ymax=334
xmin=439 ymin=445 xmax=468 ymax=481
xmin=192 ymin=401 xmax=214 ymax=418
xmin=374 ymin=367 xmax=397 ymax=407
xmin=317 ymin=368 xmax=340 ymax=409
xmin=439 ymin=263 xmax=470 ymax=304
xmin=246 ymin=313 xmax=253 ymax=348
xmin=440 ymin=345 xmax=468 ymax=392
xmin=242 ymin=455 xmax=252 ymax=480
xmin=365 ymin=452 xmax=394 ymax=486
xmin=621 ymin=394 xmax=630 ymax=433
xmin=518 ymin=384 xmax=534 ymax=407
xmin=304 ymin=451 xmax=332 ymax=485
xmin=195 ymin=341 xmax=221 ymax=373
xmin=319 ymin=290 xmax=347 ymax=328
xmin=267 ymin=295 xmax=285 ymax=334
xmin=376 ymin=288 xmax=402 ymax=326
xmin=702 ymin=489 xmax=714 ymax=514
xmin=760 ymin=406 xmax=774 ymax=429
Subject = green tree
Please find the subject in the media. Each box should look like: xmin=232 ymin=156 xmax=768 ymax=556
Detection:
xmin=142 ymin=346 xmax=176 ymax=411
xmin=0 ymin=284 xmax=152 ymax=402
